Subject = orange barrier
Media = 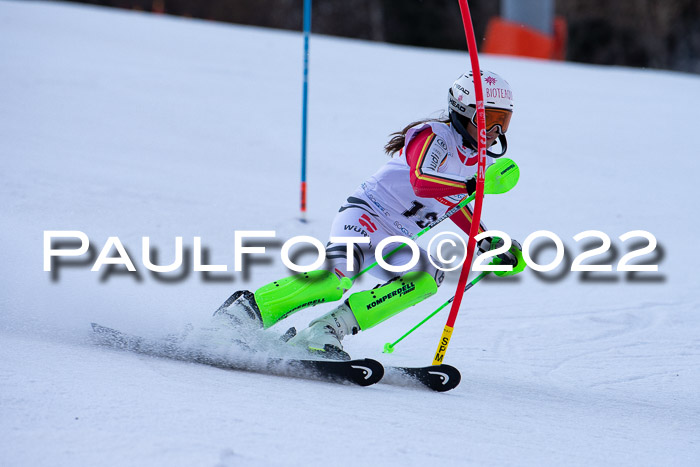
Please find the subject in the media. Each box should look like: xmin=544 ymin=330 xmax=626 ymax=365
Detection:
xmin=483 ymin=17 xmax=567 ymax=60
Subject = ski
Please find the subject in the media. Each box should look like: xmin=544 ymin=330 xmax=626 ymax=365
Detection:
xmin=91 ymin=323 xmax=383 ymax=387
xmin=381 ymin=364 xmax=461 ymax=392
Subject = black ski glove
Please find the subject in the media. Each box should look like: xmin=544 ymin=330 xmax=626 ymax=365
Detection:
xmin=465 ymin=176 xmax=476 ymax=195
xmin=476 ymin=236 xmax=526 ymax=277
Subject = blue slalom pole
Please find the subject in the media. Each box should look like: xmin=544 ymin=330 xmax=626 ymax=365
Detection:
xmin=299 ymin=0 xmax=311 ymax=222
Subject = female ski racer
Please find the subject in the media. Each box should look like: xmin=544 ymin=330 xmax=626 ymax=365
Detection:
xmin=215 ymin=70 xmax=525 ymax=359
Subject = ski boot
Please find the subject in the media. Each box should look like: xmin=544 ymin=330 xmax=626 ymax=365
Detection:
xmin=287 ymin=302 xmax=359 ymax=361
xmin=212 ymin=290 xmax=264 ymax=330
xmin=182 ymin=291 xmax=264 ymax=352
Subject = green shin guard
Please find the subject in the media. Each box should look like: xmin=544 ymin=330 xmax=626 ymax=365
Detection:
xmin=254 ymin=271 xmax=353 ymax=328
xmin=347 ymin=271 xmax=438 ymax=330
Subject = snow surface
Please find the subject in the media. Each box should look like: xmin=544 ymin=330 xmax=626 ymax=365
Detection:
xmin=2 ymin=1 xmax=700 ymax=465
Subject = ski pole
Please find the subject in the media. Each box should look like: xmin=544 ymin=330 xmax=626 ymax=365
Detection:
xmin=349 ymin=158 xmax=519 ymax=282
xmin=383 ymin=271 xmax=489 ymax=353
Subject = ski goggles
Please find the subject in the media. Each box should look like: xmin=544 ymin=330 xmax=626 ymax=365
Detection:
xmin=465 ymin=106 xmax=512 ymax=135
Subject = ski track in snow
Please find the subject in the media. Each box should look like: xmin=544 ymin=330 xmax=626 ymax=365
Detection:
xmin=1 ymin=1 xmax=700 ymax=465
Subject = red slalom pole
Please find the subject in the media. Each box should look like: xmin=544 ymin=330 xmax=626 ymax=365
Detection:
xmin=432 ymin=0 xmax=487 ymax=365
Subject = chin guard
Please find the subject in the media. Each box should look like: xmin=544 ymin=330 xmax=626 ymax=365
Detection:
xmin=450 ymin=111 xmax=508 ymax=159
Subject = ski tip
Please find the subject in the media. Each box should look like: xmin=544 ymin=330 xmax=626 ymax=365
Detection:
xmin=352 ymin=358 xmax=384 ymax=386
xmin=294 ymin=357 xmax=384 ymax=386
xmin=384 ymin=363 xmax=461 ymax=392
xmin=426 ymin=364 xmax=461 ymax=392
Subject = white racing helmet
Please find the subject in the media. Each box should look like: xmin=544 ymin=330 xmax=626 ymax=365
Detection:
xmin=448 ymin=70 xmax=514 ymax=157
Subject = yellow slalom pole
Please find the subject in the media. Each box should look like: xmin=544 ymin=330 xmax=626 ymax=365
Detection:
xmin=432 ymin=325 xmax=454 ymax=365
